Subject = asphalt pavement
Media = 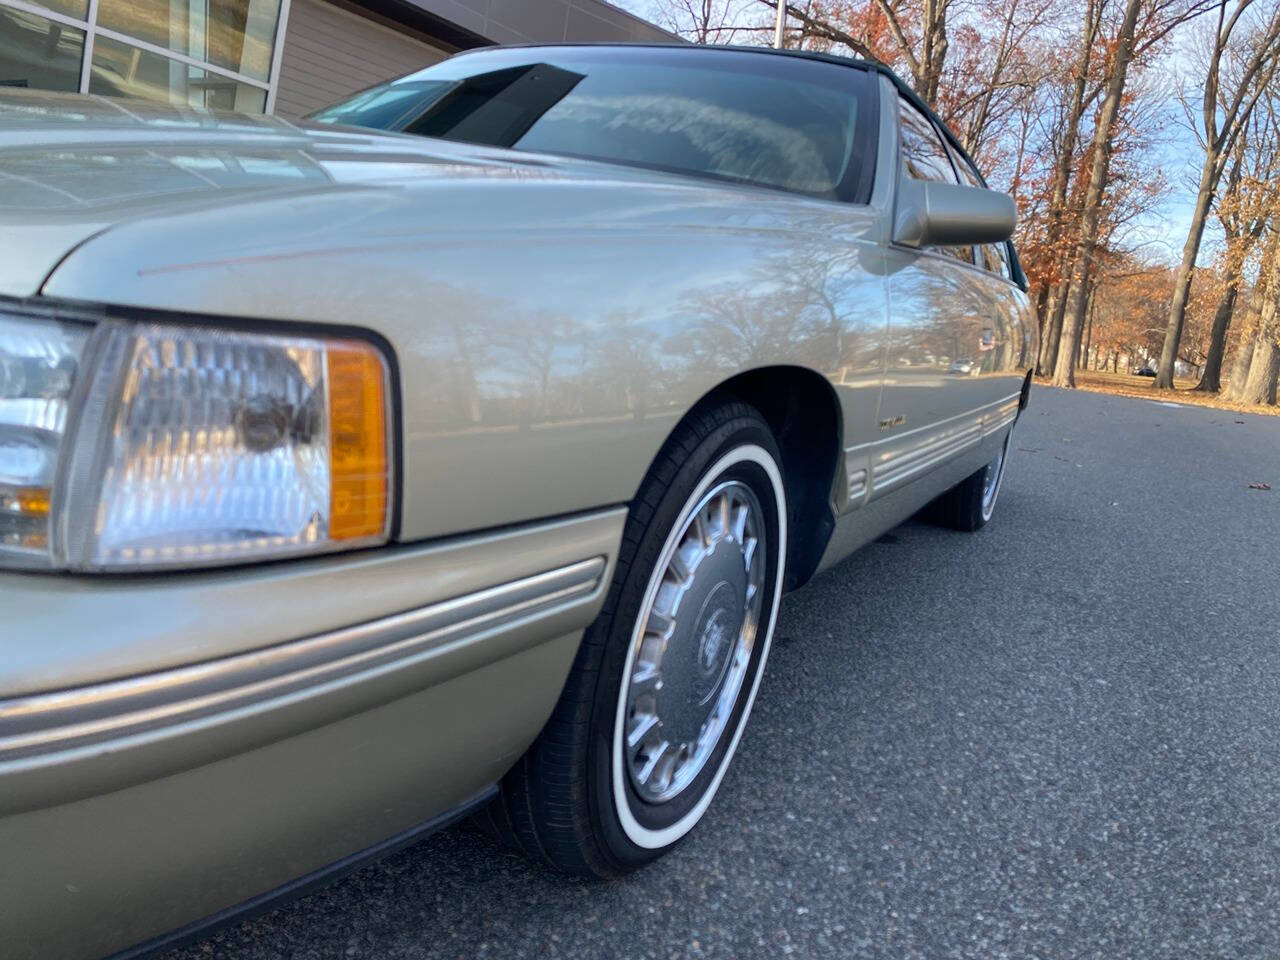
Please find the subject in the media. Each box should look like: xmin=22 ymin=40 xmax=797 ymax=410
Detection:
xmin=167 ymin=386 xmax=1280 ymax=960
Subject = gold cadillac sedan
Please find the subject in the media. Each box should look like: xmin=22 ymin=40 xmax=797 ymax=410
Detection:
xmin=0 ymin=44 xmax=1035 ymax=959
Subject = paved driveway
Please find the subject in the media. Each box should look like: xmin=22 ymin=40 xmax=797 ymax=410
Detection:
xmin=168 ymin=387 xmax=1280 ymax=960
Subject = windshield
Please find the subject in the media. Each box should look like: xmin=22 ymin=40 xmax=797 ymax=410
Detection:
xmin=310 ymin=48 xmax=872 ymax=199
xmin=309 ymin=80 xmax=455 ymax=131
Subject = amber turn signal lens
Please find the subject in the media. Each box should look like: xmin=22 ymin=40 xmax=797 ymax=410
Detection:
xmin=326 ymin=341 xmax=390 ymax=541
xmin=0 ymin=485 xmax=52 ymax=550
xmin=12 ymin=487 xmax=51 ymax=516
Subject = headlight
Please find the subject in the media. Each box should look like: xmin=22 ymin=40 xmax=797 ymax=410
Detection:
xmin=1 ymin=305 xmax=393 ymax=571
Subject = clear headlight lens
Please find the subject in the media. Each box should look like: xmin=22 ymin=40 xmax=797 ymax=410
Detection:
xmin=0 ymin=316 xmax=88 ymax=563
xmin=0 ymin=307 xmax=393 ymax=571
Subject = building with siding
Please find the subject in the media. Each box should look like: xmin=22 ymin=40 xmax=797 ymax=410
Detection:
xmin=0 ymin=0 xmax=676 ymax=119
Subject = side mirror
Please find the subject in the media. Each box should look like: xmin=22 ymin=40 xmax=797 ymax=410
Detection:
xmin=893 ymin=178 xmax=1016 ymax=248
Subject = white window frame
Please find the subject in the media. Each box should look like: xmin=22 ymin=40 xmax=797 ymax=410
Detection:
xmin=0 ymin=0 xmax=292 ymax=112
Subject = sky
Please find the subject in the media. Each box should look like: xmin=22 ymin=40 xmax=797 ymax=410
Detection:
xmin=1133 ymin=127 xmax=1208 ymax=268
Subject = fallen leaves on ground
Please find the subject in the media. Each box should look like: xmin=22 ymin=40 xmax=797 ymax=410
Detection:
xmin=1035 ymin=372 xmax=1280 ymax=416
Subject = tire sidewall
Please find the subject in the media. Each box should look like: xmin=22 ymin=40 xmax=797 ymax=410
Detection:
xmin=587 ymin=417 xmax=787 ymax=867
xmin=980 ymin=434 xmax=1010 ymax=524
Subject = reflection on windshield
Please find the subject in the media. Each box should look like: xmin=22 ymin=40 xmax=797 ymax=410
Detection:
xmin=408 ymin=64 xmax=585 ymax=147
xmin=309 ymin=80 xmax=453 ymax=130
xmin=310 ymin=57 xmax=859 ymax=197
xmin=515 ymin=92 xmax=844 ymax=193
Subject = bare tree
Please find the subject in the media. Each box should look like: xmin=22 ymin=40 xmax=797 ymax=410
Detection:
xmin=1052 ymin=0 xmax=1149 ymax=387
xmin=1153 ymin=0 xmax=1280 ymax=389
xmin=1224 ymin=222 xmax=1280 ymax=402
xmin=752 ymin=2 xmax=878 ymax=56
xmin=751 ymin=0 xmax=958 ymax=98
xmin=1036 ymin=0 xmax=1108 ymax=375
xmin=1048 ymin=0 xmax=1222 ymax=387
xmin=653 ymin=0 xmax=766 ymax=42
xmin=866 ymin=0 xmax=954 ymax=103
xmin=1193 ymin=104 xmax=1278 ymax=390
xmin=1236 ymin=296 xmax=1280 ymax=403
xmin=1223 ymin=277 xmax=1263 ymax=396
xmin=946 ymin=0 xmax=1055 ymax=158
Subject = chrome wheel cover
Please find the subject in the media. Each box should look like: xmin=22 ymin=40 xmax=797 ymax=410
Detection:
xmin=622 ymin=479 xmax=766 ymax=803
xmin=981 ymin=439 xmax=1007 ymax=520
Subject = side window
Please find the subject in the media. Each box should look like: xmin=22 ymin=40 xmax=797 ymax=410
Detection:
xmin=979 ymin=243 xmax=1013 ymax=281
xmin=947 ymin=142 xmax=1013 ymax=282
xmin=899 ymin=98 xmax=956 ymax=182
xmin=897 ymin=97 xmax=974 ymax=265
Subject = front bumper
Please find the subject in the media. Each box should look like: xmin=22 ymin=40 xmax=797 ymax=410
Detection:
xmin=0 ymin=507 xmax=625 ymax=960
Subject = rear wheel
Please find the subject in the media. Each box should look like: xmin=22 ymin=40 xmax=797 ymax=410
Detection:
xmin=479 ymin=401 xmax=786 ymax=876
xmin=925 ymin=433 xmax=1009 ymax=532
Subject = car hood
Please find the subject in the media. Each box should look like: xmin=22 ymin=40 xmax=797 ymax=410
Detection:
xmin=0 ymin=89 xmax=681 ymax=298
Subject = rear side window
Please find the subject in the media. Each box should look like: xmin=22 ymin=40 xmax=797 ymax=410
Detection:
xmin=312 ymin=49 xmax=874 ymax=201
xmin=897 ymin=96 xmax=975 ymax=266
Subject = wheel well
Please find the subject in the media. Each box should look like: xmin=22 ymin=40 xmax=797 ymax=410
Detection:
xmin=700 ymin=367 xmax=843 ymax=593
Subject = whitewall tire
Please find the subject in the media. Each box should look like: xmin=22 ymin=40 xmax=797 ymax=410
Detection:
xmin=478 ymin=401 xmax=786 ymax=875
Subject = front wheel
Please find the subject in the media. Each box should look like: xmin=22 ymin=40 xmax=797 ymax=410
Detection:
xmin=479 ymin=402 xmax=786 ymax=876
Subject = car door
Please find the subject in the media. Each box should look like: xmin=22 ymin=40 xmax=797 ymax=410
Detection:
xmin=872 ymin=92 xmax=1021 ymax=499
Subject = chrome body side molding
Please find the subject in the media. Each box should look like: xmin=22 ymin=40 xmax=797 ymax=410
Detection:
xmin=982 ymin=396 xmax=1020 ymax=437
xmin=842 ymin=392 xmax=1021 ymax=510
xmin=0 ymin=557 xmax=606 ymax=766
xmin=847 ymin=466 xmax=869 ymax=502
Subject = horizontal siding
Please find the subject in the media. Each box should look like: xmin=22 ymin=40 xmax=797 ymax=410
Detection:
xmin=274 ymin=0 xmax=446 ymax=119
xmin=284 ymin=36 xmax=421 ymax=81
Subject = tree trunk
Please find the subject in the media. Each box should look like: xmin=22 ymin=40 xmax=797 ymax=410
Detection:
xmin=1226 ymin=332 xmax=1255 ymax=399
xmin=1052 ymin=0 xmax=1142 ymax=388
xmin=1238 ymin=294 xmax=1280 ymax=405
xmin=1081 ymin=289 xmax=1097 ymax=369
xmin=1223 ymin=312 xmax=1260 ymax=403
xmin=1039 ymin=280 xmax=1069 ymax=375
xmin=1032 ymin=0 xmax=1099 ymax=377
xmin=1238 ymin=333 xmax=1279 ymax=405
xmin=1154 ymin=1 xmax=1280 ymax=388
xmin=1034 ymin=282 xmax=1051 ymax=327
xmin=918 ymin=0 xmax=949 ymax=106
xmin=1054 ymin=259 xmax=1091 ymax=387
xmin=1225 ymin=230 xmax=1280 ymax=401
xmin=1033 ymin=282 xmax=1051 ymax=371
xmin=1193 ymin=271 xmax=1239 ymax=392
xmin=1155 ymin=160 xmax=1217 ymax=388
